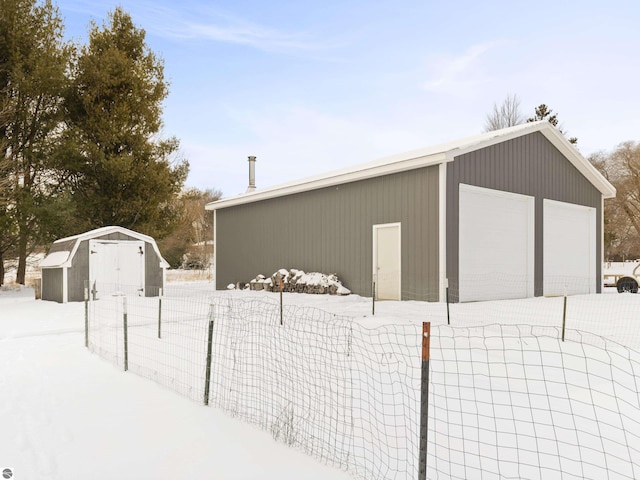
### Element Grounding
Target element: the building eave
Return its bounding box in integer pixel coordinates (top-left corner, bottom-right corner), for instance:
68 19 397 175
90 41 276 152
206 121 616 211
207 151 450 210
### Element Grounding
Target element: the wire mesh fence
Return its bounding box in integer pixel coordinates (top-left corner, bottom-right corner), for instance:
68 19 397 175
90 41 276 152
86 284 640 479
429 325 640 479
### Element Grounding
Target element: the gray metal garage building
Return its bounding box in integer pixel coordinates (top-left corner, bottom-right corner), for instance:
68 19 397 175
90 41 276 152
40 226 168 303
206 121 616 302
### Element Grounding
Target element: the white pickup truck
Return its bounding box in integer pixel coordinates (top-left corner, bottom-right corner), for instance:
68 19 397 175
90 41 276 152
603 261 640 293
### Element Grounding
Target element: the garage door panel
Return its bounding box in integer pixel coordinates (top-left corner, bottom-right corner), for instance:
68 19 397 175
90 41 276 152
544 199 595 296
459 184 534 302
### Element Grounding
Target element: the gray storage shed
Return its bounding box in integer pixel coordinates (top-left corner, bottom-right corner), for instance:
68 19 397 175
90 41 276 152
206 121 616 302
40 226 169 303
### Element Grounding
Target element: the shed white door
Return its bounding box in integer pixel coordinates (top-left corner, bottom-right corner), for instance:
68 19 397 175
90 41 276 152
459 184 535 302
543 199 596 296
89 240 145 298
373 223 401 300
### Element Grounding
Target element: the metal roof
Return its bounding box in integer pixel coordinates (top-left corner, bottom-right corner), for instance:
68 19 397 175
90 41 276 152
206 121 616 211
40 226 169 268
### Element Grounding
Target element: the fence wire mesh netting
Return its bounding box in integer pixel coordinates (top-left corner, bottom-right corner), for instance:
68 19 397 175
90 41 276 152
87 284 640 480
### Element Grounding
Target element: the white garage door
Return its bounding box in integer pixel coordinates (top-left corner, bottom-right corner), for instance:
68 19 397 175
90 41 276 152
459 184 535 302
543 199 596 296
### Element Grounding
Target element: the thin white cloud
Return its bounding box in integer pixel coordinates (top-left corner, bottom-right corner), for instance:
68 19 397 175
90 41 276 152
170 20 318 52
423 41 504 93
59 0 328 53
133 3 326 53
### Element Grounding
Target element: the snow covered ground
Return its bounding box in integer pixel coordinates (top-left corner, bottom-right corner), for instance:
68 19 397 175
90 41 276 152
3 282 640 480
0 286 352 480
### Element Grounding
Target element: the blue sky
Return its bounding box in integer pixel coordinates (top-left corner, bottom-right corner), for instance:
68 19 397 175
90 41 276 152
56 0 640 197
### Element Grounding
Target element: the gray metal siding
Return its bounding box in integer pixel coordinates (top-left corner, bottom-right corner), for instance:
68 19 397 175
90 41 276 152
95 232 135 241
144 241 163 295
41 268 63 303
447 132 602 301
216 166 440 300
67 240 90 302
49 239 76 254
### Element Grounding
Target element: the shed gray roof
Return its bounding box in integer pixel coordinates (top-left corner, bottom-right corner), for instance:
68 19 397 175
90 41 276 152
206 121 616 211
40 226 170 268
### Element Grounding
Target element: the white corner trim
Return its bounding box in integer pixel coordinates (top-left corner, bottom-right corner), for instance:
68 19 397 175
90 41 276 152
62 266 68 303
439 163 447 302
601 195 605 291
213 209 217 289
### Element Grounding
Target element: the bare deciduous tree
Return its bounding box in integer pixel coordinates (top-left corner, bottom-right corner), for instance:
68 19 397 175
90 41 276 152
591 142 640 260
484 93 524 132
157 188 222 269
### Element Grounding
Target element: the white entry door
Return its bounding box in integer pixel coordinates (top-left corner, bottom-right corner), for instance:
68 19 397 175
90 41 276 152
89 240 145 298
459 184 535 302
543 199 596 296
373 223 401 300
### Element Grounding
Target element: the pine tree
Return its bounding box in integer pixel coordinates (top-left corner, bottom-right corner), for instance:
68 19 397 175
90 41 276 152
0 0 72 284
62 8 188 239
527 104 578 144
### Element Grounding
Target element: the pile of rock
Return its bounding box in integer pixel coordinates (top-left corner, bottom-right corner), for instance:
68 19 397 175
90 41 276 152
229 268 351 296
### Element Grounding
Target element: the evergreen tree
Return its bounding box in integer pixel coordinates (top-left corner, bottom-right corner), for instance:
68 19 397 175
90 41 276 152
62 8 188 239
0 0 72 284
527 104 578 144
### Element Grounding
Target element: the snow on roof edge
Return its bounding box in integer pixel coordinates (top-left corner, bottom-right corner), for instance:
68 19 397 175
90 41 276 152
40 250 72 268
46 226 170 269
51 226 155 245
206 121 615 210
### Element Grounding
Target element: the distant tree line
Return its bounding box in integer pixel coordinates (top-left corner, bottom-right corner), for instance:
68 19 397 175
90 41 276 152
486 94 640 260
591 143 640 260
0 1 217 284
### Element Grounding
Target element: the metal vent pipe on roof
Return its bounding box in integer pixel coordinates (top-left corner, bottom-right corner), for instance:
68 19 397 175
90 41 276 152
246 155 257 193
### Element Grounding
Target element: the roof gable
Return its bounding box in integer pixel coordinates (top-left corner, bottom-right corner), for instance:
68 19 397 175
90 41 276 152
206 121 615 210
41 226 169 268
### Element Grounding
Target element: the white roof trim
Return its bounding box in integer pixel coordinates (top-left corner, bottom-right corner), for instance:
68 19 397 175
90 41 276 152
536 125 616 199
51 225 157 245
206 121 615 211
39 251 72 268
41 226 170 269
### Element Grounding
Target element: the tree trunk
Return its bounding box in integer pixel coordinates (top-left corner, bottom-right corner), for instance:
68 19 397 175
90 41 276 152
0 252 4 286
16 227 28 285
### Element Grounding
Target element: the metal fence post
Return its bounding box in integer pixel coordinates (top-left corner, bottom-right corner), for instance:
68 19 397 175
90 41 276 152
419 322 431 480
562 285 567 342
445 278 450 325
84 280 89 348
158 287 163 339
204 305 214 406
123 296 128 372
279 279 283 326
372 281 376 316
